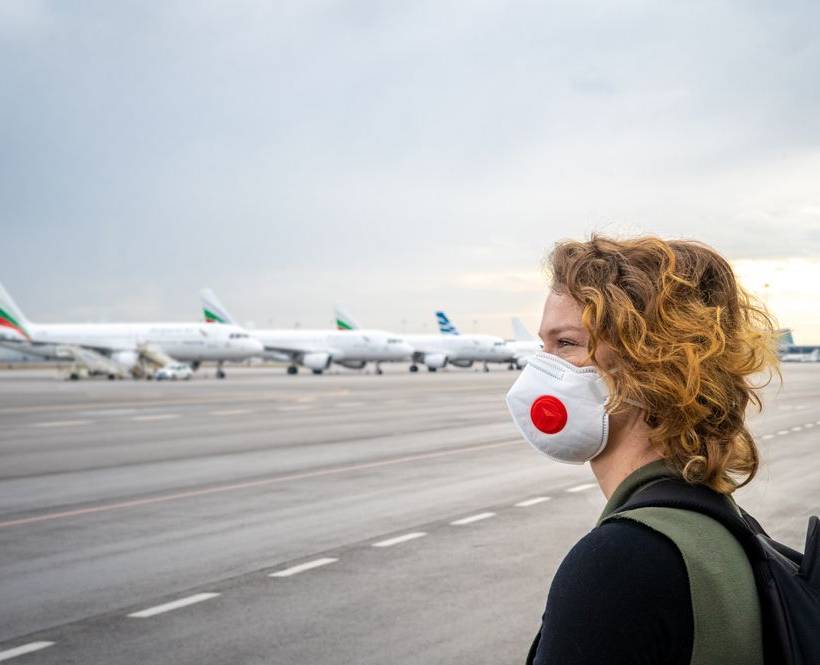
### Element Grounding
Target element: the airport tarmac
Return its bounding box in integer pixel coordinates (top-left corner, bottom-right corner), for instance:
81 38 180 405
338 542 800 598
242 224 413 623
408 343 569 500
0 365 818 664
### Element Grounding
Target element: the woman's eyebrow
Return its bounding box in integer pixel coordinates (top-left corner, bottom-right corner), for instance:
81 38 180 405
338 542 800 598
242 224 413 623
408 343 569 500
543 326 585 337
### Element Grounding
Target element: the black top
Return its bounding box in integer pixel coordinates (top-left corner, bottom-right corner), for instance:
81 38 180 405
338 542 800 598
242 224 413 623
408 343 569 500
531 518 694 665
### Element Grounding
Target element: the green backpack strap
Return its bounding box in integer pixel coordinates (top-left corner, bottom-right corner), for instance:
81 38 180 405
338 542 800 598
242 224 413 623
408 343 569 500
605 507 763 665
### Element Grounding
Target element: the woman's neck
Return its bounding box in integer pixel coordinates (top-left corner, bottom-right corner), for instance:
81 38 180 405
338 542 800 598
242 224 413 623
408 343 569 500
590 410 661 498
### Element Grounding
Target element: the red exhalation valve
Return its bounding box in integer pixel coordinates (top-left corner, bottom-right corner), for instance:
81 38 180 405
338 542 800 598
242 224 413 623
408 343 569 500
530 395 568 434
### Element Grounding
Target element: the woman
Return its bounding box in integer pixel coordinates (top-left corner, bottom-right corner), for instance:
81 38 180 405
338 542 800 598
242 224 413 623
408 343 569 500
505 236 778 665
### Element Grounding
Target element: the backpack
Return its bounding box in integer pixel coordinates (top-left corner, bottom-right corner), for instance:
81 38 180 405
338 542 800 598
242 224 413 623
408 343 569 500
618 478 820 665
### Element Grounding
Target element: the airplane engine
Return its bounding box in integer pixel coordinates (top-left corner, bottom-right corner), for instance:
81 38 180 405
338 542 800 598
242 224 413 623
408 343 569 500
337 360 367 370
424 353 448 369
302 352 332 371
449 359 473 368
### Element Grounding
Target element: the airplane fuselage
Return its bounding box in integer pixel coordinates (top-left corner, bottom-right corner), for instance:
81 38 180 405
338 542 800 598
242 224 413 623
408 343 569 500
0 322 262 362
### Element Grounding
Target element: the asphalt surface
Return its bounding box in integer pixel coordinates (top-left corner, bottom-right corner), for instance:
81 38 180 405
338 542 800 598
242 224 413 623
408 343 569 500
0 364 818 664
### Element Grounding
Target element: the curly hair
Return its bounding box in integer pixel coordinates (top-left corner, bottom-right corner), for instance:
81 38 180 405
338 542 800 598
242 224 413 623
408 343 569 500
547 235 779 494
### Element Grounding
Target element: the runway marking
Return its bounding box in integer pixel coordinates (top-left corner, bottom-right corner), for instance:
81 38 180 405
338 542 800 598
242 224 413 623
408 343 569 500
761 434 775 440
277 405 310 411
451 512 495 525
32 420 91 428
805 423 815 428
128 592 220 618
777 429 790 435
210 409 252 416
372 532 427 547
566 483 597 493
269 557 338 577
131 414 180 422
0 642 55 662
79 409 136 417
0 440 517 529
336 401 367 408
515 497 551 507
791 426 803 432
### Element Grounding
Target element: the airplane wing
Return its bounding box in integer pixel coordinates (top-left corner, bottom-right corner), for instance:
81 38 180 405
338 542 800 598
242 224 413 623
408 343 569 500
55 345 130 378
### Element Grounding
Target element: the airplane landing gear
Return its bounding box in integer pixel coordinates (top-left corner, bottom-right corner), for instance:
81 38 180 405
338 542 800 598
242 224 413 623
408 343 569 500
312 369 323 375
216 362 226 379
409 364 419 372
287 365 299 375
483 362 490 373
375 362 383 375
427 366 437 372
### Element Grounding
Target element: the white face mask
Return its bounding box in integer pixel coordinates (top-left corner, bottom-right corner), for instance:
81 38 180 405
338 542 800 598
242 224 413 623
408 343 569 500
505 351 610 464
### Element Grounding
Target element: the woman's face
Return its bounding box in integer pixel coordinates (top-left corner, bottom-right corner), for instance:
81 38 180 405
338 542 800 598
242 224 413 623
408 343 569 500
538 290 612 368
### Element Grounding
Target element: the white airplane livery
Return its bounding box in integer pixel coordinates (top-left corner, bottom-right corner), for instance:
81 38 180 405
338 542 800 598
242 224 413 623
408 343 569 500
425 310 514 371
201 291 413 374
0 282 262 379
342 308 511 372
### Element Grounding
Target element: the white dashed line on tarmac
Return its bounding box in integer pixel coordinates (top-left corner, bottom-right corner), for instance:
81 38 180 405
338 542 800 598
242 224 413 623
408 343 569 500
210 409 252 416
451 512 495 525
128 592 220 618
372 532 427 547
277 405 310 412
0 642 55 662
777 430 790 435
761 434 775 440
515 497 551 507
131 414 180 422
791 426 803 431
566 483 597 493
32 420 90 428
805 423 815 428
269 558 338 577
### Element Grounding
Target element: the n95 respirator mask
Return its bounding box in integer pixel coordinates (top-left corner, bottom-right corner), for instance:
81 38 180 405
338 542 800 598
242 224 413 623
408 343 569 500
505 352 610 464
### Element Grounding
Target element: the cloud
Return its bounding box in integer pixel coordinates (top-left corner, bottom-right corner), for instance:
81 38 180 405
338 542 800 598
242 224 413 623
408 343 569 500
1 1 819 337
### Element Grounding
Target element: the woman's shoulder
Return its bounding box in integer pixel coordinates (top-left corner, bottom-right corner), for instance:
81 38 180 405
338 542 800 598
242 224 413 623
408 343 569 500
534 519 693 665
562 517 684 576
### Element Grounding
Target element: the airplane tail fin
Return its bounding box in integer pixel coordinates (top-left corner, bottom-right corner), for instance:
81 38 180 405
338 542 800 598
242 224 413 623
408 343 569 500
511 317 535 342
200 288 238 325
435 310 460 335
0 281 33 341
335 304 361 331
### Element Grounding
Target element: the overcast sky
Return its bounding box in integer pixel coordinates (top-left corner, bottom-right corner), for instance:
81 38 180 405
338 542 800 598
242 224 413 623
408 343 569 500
3 1 820 339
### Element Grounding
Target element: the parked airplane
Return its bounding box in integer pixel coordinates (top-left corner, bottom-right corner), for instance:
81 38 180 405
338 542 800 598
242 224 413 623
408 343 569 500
0 282 262 379
202 291 413 374
430 310 514 371
341 308 510 372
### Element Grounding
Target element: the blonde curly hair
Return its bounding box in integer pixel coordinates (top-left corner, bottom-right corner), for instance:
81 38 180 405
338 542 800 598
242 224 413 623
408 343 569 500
548 235 779 494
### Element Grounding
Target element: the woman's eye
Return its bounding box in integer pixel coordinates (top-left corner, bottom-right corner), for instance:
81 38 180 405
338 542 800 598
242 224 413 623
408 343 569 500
557 338 577 348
